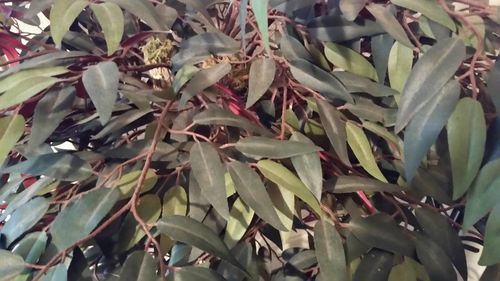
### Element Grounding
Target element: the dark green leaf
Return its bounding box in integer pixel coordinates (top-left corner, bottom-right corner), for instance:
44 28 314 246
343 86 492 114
447 98 486 199
353 249 393 281
0 76 59 110
480 204 500 265
193 107 272 136
371 34 393 82
314 220 348 281
366 3 413 48
51 188 120 250
308 17 384 42
82 61 120 125
94 108 153 139
287 250 317 271
50 0 88 47
0 115 24 164
346 233 371 263
108 0 168 30
395 38 465 132
181 32 240 55
268 184 294 231
251 0 270 53
173 65 199 93
288 59 352 103
12 232 48 264
391 0 456 31
90 2 124 55
324 42 378 81
246 58 276 108
326 176 404 193
180 63 231 106
388 260 417 281
290 132 322 201
487 57 500 111
173 266 227 281
415 233 456 281
316 99 350 165
404 79 460 181
280 35 313 62
190 142 229 220
339 0 367 21
118 251 157 281
235 136 321 159
333 72 398 97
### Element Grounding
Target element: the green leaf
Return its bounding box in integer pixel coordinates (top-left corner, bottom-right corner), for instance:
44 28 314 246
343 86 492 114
290 132 322 201
0 77 59 110
257 160 322 216
415 233 457 281
339 0 367 21
108 0 167 30
268 184 294 231
324 42 378 81
173 266 227 281
353 249 394 281
388 260 417 281
163 186 188 216
82 61 120 125
173 65 199 93
280 34 313 62
404 79 460 181
224 198 254 249
0 115 24 164
50 0 88 48
1 197 50 246
41 264 67 281
288 59 352 103
190 142 229 220
481 203 500 265
0 250 26 281
371 34 393 82
118 251 157 281
316 99 350 165
388 42 413 95
158 215 241 268
327 176 404 193
180 63 231 107
227 161 288 231
239 0 249 51
391 0 456 31
29 87 75 149
309 18 384 43
246 58 276 108
114 169 157 199
333 71 399 97
181 32 240 57
251 0 270 53
463 159 500 229
346 121 387 182
235 136 321 159
12 232 48 264
0 66 67 93
447 98 486 199
487 58 500 112
51 188 120 250
395 38 465 132
349 215 414 256
362 121 400 145
91 2 124 55
415 208 467 280
314 220 348 281
366 4 413 48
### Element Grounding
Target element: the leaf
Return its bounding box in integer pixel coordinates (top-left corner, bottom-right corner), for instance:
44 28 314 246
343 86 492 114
481 204 500 266
227 161 288 231
415 234 457 281
404 79 460 181
388 260 418 281
395 38 465 132
113 169 157 199
326 176 403 193
366 4 413 48
118 251 157 281
362 121 400 145
4 153 93 181
333 71 398 97
487 57 500 111
235 136 321 159
180 63 231 107
163 186 188 216
324 42 378 81
0 250 26 281
0 115 24 164
447 98 486 199
108 0 167 30
309 18 384 42
239 0 249 51
349 215 414 256
82 61 120 125
388 42 413 97
353 249 394 281
91 2 124 55
339 0 367 21
463 159 500 229
180 32 240 55
371 34 393 82
316 99 350 165
173 65 199 94
0 76 59 110
29 87 75 149
50 0 88 48
288 59 352 103
280 35 313 62
391 0 456 31
415 208 467 280
41 264 67 281
290 132 322 201
246 58 276 108
224 198 254 249
190 142 229 220
268 184 294 231
50 188 120 250
173 267 227 281
12 232 48 264
251 0 270 53
0 66 67 93
257 160 322 216
157 215 242 269
314 220 348 281
346 121 387 182
1 197 50 246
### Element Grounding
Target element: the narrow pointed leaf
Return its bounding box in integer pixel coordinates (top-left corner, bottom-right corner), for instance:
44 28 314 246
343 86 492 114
327 176 404 194
251 0 270 53
316 99 350 165
480 204 500 266
324 42 378 81
0 66 67 93
353 249 393 281
0 250 26 281
447 98 486 199
190 142 229 220
235 136 321 159
118 251 157 281
180 63 231 106
415 234 457 281
0 77 59 110
388 42 413 94
108 0 167 30
193 107 271 136
12 232 48 264
239 0 249 51
173 267 227 281
268 184 294 231
290 132 322 201
366 4 413 48
395 38 465 132
246 58 276 108
314 220 348 281
281 35 313 61
82 61 120 125
391 0 456 31
0 115 24 164
227 161 288 231
224 198 254 249
50 0 88 48
91 2 124 55
339 0 367 21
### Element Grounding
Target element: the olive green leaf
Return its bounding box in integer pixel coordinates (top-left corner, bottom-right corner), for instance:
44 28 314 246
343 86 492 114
163 186 188 216
366 3 413 48
324 42 378 81
480 204 500 266
268 184 295 231
346 121 387 182
246 58 276 108
314 220 348 281
118 251 157 281
235 136 321 159
326 176 404 194
388 42 413 95
339 0 367 21
415 233 457 281
388 260 418 281
108 0 168 30
173 267 227 281
281 35 313 62
0 115 24 164
224 198 254 249
173 65 199 93
395 38 465 132
12 232 48 265
290 132 323 201
180 63 231 107
391 0 456 31
90 2 124 55
190 142 230 220
447 98 486 199
0 66 67 93
353 249 394 281
50 0 88 48
0 77 60 110
0 250 26 281
316 99 350 165
333 71 399 97
251 0 270 53
114 169 157 199
362 121 400 145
